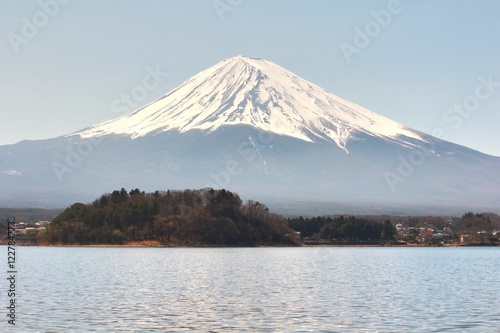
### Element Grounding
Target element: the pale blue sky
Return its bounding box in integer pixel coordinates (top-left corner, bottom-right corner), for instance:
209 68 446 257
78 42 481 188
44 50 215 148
1 0 499 156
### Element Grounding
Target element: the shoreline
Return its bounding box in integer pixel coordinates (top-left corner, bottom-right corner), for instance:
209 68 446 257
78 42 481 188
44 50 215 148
1 241 498 248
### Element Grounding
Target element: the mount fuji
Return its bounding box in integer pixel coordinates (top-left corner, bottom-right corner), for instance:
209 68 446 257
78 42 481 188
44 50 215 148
1 56 499 212
78 55 423 151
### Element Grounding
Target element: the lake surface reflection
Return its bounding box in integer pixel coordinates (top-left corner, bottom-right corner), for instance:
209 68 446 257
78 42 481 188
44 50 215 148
4 247 500 332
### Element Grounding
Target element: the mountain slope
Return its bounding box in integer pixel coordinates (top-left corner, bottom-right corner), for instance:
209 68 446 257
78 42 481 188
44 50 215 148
76 56 424 152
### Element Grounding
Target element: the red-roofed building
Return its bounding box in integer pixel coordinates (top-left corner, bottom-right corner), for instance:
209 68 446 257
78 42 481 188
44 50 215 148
417 230 434 242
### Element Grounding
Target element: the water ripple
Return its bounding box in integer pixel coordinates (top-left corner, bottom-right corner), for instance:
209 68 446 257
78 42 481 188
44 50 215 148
3 247 499 332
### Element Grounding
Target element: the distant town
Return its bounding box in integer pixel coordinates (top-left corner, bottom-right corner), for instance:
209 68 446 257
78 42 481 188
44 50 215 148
288 212 500 247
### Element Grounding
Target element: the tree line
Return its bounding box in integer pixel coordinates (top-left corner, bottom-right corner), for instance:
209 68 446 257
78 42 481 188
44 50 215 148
38 188 296 246
454 212 494 233
288 215 395 242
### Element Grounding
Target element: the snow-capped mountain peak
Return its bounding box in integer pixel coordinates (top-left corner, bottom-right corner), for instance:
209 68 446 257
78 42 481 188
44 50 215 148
76 55 424 151
3 55 500 210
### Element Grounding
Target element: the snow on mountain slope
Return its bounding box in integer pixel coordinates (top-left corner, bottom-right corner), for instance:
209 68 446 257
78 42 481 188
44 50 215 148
76 55 425 151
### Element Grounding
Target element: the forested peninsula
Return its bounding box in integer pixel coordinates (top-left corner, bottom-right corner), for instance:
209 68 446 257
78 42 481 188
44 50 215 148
36 188 297 246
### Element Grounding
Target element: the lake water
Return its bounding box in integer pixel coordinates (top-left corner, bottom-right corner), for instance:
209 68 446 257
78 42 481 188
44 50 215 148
2 247 499 332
